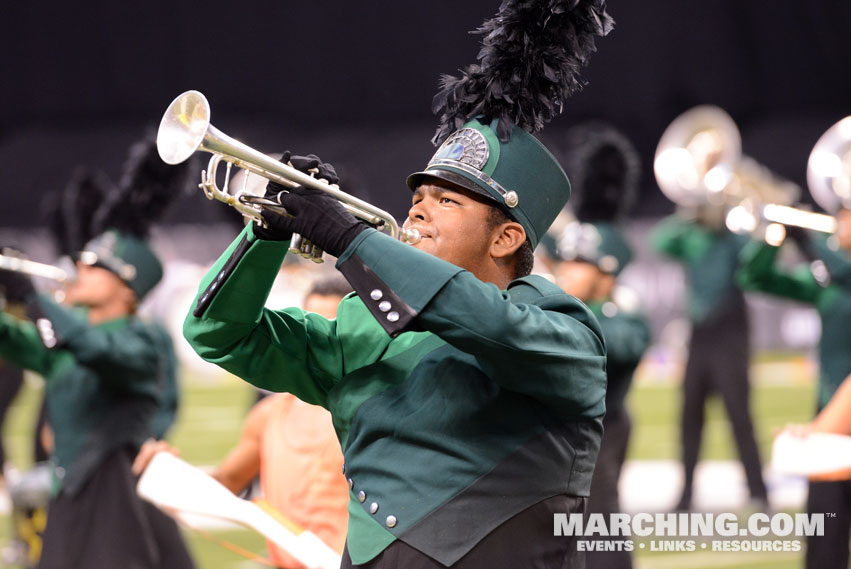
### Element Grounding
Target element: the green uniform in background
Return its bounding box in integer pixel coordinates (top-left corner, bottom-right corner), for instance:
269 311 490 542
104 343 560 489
184 223 608 566
0 298 166 495
651 215 750 323
737 236 851 408
588 300 650 419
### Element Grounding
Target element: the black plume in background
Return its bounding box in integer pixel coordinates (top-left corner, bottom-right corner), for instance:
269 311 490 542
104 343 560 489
557 121 640 222
91 132 198 238
41 132 199 256
431 0 614 145
42 166 116 257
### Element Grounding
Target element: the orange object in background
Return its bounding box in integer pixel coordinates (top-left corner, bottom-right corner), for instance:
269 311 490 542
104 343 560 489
258 394 348 568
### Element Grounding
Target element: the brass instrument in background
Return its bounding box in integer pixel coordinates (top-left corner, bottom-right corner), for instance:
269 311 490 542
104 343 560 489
0 252 68 283
654 106 835 244
807 115 851 215
157 90 420 263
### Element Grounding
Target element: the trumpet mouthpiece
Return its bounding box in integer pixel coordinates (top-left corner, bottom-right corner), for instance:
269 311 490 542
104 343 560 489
402 228 421 245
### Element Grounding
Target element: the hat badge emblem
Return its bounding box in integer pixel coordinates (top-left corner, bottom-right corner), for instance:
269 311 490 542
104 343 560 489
430 128 490 170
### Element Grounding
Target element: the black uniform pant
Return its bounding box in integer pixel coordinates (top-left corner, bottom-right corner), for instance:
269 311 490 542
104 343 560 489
678 322 767 507
585 410 632 569
806 480 851 569
341 495 587 569
37 446 195 569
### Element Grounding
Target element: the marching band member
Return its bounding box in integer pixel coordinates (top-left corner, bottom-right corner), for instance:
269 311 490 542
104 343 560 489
0 137 196 569
182 2 613 566
651 204 769 512
737 210 851 569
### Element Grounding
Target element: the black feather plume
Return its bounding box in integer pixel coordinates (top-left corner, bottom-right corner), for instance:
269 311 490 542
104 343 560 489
432 0 614 145
559 121 641 222
92 131 198 238
42 166 116 257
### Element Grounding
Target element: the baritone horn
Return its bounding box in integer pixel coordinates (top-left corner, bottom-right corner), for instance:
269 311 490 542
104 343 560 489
653 105 836 242
156 90 420 262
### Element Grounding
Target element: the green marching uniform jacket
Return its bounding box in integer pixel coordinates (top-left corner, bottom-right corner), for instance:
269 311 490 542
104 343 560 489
184 224 608 566
737 236 851 410
0 297 174 495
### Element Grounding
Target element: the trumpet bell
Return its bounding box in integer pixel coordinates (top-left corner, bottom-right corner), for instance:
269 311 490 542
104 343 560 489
154 90 421 258
807 116 851 214
158 90 212 166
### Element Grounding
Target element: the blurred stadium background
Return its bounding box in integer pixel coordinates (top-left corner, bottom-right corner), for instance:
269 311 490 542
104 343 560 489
2 0 850 567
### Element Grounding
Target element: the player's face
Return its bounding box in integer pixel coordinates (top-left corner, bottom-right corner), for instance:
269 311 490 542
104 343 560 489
553 260 604 302
405 181 498 274
64 263 131 308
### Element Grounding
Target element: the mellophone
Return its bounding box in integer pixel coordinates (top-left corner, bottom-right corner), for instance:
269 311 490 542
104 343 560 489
156 90 420 263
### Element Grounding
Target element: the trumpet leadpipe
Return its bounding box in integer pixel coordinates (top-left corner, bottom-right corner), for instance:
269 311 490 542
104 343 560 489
0 254 68 282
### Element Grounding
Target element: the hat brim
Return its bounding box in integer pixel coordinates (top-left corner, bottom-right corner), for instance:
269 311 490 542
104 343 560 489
406 169 497 204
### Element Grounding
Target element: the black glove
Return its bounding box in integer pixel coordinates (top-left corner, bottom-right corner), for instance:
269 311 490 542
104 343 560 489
783 225 817 260
253 151 340 242
260 185 369 258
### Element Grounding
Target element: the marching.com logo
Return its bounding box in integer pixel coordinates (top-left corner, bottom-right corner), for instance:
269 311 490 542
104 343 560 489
554 512 825 553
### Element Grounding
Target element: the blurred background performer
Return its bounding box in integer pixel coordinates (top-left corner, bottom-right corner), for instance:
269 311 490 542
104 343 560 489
1 167 114 566
650 202 768 512
543 123 650 569
0 135 196 569
0 248 42 568
181 1 614 568
135 275 353 569
737 207 851 569
0 250 31 478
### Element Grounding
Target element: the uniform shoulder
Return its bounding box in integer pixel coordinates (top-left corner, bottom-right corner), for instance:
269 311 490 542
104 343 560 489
508 275 603 333
507 274 568 302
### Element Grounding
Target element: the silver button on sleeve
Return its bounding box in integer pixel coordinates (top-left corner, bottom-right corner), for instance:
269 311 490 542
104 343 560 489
385 515 397 528
370 289 383 300
378 300 391 312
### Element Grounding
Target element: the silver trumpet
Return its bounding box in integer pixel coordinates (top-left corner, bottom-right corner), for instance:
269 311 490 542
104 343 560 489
0 253 68 282
157 90 420 262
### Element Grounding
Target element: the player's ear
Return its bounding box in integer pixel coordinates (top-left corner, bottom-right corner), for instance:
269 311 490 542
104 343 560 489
490 221 526 260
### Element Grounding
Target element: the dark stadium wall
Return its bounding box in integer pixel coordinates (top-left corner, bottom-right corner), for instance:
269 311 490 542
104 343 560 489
2 0 850 228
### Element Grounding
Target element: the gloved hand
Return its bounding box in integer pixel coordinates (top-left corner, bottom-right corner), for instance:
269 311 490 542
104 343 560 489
784 224 808 245
784 225 817 261
253 151 340 241
260 185 369 258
